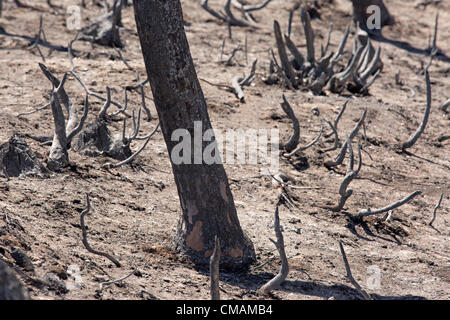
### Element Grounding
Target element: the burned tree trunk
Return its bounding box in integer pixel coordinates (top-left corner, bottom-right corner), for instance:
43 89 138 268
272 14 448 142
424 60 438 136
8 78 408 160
350 0 394 33
133 0 255 268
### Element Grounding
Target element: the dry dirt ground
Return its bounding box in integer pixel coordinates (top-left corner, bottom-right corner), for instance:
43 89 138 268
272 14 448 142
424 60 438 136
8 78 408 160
0 0 449 300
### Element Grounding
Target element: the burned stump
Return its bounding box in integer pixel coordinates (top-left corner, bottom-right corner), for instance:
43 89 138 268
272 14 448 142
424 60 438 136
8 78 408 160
71 120 132 160
0 134 47 178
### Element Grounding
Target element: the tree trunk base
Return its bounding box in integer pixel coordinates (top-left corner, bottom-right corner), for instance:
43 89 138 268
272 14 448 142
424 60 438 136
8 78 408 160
173 215 256 271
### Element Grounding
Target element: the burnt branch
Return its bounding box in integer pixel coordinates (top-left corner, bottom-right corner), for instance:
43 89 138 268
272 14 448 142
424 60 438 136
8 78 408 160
17 102 51 117
401 70 431 150
324 109 366 168
300 7 315 64
80 193 121 267
338 241 372 300
260 195 289 295
279 95 300 152
97 87 112 120
284 121 323 157
99 269 137 291
230 59 257 102
322 118 339 152
326 141 362 212
274 20 296 82
324 100 349 138
429 193 444 227
231 0 273 12
440 99 449 113
357 190 422 219
210 236 221 300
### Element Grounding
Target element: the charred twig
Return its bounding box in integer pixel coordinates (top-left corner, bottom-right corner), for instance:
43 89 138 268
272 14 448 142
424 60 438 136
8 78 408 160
286 8 294 38
269 172 322 190
230 59 257 102
338 241 372 300
285 36 304 71
325 141 361 212
239 59 257 86
231 76 245 102
429 193 443 227
99 269 137 290
300 7 315 64
224 0 250 27
260 194 289 295
115 47 152 120
80 194 121 267
210 236 221 300
224 44 240 66
29 15 47 62
357 190 422 219
274 20 296 82
284 121 323 157
39 64 90 148
322 118 339 152
321 23 333 59
328 46 364 93
39 63 70 114
270 49 295 90
324 100 349 138
70 70 126 113
201 0 253 27
279 95 300 152
324 109 366 168
97 87 112 120
231 0 273 12
17 102 51 117
331 24 350 66
401 70 431 151
440 98 449 113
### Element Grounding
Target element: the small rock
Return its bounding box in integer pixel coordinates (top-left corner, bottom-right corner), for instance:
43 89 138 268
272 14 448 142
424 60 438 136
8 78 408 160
288 218 301 224
44 272 68 293
10 246 34 272
311 106 320 116
292 226 301 234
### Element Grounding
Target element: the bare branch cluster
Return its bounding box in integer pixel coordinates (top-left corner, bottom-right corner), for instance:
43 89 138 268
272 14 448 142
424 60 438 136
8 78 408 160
264 7 382 95
38 64 89 171
19 32 160 170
